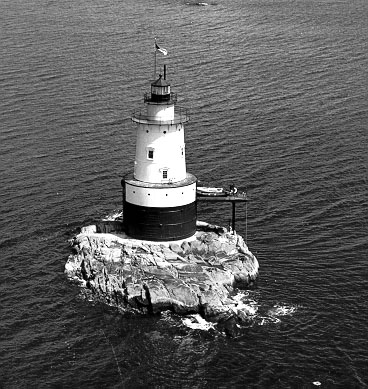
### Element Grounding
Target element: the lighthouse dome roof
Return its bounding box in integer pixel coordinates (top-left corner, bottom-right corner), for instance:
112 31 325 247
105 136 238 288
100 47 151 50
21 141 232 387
151 74 170 87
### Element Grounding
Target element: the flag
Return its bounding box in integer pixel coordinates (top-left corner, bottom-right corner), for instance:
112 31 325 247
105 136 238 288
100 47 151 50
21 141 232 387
155 41 168 56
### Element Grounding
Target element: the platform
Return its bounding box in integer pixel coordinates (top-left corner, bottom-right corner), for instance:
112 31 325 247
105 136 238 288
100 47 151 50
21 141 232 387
197 194 248 202
197 193 248 233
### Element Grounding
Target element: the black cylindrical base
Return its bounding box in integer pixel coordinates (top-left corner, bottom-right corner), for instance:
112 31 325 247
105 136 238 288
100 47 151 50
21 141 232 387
123 201 197 241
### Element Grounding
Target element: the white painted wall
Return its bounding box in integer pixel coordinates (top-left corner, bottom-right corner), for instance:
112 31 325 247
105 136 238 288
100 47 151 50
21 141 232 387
146 104 174 121
125 182 196 207
134 122 186 183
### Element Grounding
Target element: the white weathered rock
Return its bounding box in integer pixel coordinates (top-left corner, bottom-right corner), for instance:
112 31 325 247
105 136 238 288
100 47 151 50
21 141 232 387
65 218 259 334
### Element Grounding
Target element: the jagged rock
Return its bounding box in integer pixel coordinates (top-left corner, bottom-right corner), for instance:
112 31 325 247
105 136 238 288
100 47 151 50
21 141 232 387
169 242 183 254
190 239 207 254
180 240 191 254
65 218 259 333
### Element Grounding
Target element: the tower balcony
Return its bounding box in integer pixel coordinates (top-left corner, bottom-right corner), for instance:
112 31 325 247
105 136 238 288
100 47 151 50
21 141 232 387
131 106 190 125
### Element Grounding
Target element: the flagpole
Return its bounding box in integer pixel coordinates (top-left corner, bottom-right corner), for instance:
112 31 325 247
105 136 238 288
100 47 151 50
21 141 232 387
154 50 157 80
153 39 157 80
153 39 167 80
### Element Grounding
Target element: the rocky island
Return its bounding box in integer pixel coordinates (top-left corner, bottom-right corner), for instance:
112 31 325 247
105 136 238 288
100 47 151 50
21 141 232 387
65 216 259 334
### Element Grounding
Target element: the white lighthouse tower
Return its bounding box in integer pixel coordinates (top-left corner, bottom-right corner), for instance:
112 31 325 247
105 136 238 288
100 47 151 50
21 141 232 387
122 63 197 241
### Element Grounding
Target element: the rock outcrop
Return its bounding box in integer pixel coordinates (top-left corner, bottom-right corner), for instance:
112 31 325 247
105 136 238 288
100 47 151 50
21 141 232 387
65 219 259 334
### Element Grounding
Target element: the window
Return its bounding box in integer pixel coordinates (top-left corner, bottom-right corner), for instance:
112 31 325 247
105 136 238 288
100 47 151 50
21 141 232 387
163 170 168 179
147 148 154 160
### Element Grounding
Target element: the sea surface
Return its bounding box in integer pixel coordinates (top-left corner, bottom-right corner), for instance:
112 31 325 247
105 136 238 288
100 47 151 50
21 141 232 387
0 0 367 387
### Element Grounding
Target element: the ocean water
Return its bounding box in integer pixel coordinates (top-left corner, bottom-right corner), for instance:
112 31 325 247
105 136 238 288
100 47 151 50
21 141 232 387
0 0 367 387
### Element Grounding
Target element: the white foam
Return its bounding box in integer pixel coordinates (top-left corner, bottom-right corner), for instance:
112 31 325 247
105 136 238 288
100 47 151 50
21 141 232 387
268 304 297 317
182 314 216 331
229 291 259 316
102 210 123 221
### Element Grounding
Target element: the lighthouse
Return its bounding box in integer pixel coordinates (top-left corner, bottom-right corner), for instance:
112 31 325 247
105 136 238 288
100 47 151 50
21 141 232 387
122 63 197 241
